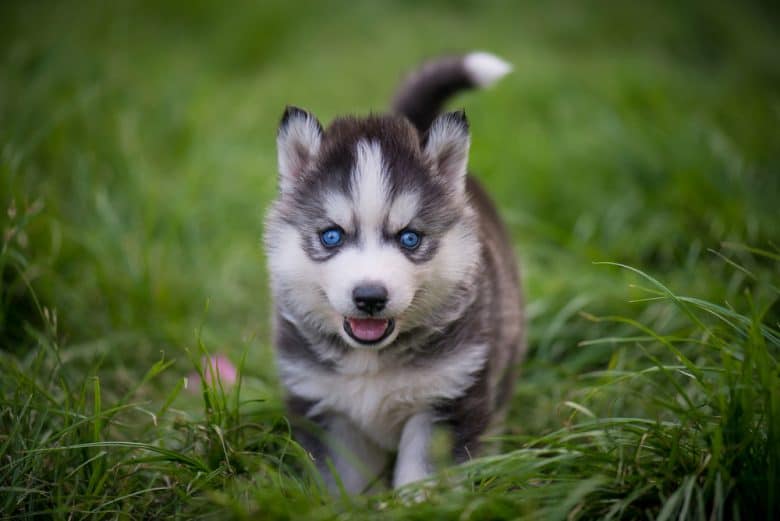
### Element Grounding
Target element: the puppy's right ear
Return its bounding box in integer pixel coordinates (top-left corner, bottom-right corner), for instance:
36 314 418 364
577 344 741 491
277 106 323 194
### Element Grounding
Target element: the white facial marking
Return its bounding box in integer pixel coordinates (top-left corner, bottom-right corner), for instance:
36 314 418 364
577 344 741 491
265 218 342 332
322 244 414 343
352 139 389 235
323 191 354 232
428 210 480 283
388 191 420 232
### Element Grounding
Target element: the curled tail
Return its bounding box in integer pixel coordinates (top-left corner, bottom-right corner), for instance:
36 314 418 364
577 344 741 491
391 51 512 134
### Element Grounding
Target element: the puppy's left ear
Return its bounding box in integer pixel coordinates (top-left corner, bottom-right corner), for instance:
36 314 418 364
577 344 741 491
277 106 323 194
423 110 471 198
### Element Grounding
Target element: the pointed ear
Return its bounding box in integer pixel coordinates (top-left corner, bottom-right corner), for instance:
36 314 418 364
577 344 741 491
423 110 470 195
277 106 323 194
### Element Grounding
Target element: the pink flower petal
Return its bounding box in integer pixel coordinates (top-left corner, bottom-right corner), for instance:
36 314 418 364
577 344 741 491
187 354 238 393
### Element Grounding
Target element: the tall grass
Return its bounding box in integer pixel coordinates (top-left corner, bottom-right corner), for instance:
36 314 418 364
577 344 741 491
3 203 777 518
2 0 779 519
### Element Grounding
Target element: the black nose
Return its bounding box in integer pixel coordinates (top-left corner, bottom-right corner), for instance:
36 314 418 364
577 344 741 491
353 284 388 315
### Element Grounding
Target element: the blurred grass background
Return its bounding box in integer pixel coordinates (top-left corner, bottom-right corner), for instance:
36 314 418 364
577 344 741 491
1 0 779 519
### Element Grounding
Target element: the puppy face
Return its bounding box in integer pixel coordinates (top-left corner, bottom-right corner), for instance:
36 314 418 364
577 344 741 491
265 108 480 350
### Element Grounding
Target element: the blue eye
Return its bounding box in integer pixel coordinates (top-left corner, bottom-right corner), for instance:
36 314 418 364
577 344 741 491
398 230 421 250
320 227 343 247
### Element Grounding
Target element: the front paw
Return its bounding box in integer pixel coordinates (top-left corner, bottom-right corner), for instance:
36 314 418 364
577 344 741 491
395 477 434 505
392 461 430 489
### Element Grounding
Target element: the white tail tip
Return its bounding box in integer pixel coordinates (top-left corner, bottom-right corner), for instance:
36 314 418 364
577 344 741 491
463 51 513 88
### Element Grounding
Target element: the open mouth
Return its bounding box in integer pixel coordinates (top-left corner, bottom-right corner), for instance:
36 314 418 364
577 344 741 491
343 317 395 345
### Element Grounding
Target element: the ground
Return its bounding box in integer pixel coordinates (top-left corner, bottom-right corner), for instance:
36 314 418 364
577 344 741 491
1 0 778 519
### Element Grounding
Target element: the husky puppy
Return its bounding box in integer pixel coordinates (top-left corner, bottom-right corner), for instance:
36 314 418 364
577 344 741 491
264 52 524 493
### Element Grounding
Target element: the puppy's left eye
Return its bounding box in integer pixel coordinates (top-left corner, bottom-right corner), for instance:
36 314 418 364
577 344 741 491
320 227 344 247
398 230 421 250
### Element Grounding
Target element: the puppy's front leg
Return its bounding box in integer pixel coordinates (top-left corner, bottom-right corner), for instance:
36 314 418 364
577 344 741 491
393 411 434 488
323 414 389 495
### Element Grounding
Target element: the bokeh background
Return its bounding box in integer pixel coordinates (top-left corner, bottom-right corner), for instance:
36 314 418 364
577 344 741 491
2 0 778 518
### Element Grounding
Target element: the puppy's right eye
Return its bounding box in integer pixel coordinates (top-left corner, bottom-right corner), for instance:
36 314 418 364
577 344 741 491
320 227 343 247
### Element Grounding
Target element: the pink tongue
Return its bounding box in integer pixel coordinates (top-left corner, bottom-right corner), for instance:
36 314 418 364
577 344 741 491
348 318 389 341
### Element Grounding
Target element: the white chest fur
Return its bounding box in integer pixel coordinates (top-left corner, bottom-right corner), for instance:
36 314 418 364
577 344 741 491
279 345 487 450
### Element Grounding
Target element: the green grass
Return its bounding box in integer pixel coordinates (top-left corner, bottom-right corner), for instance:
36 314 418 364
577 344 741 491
1 0 779 519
